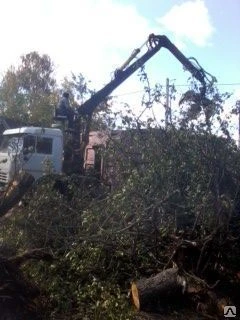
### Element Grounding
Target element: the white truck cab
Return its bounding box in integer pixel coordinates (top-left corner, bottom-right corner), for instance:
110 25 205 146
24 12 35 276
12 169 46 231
0 127 63 189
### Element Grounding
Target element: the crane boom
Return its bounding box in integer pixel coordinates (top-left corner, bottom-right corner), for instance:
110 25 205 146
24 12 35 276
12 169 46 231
78 34 210 116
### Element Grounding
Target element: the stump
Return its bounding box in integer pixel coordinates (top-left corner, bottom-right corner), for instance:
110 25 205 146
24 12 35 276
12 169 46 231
131 268 186 312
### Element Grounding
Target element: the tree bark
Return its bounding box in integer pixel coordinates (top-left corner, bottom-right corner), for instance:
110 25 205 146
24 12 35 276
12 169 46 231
0 172 34 216
131 268 186 312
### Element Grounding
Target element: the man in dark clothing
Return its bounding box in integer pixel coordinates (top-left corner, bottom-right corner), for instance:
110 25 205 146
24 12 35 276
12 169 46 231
56 92 75 129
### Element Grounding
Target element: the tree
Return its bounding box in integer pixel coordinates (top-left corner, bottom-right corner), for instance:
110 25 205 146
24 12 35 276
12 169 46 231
60 72 114 131
0 67 27 122
0 52 57 126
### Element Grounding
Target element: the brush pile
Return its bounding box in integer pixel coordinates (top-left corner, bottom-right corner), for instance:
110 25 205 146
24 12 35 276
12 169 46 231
0 129 240 319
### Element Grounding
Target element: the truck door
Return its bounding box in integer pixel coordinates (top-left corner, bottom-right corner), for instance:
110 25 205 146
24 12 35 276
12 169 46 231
22 134 55 180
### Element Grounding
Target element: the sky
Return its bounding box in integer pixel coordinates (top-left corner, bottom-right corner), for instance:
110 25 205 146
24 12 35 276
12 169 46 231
0 0 240 134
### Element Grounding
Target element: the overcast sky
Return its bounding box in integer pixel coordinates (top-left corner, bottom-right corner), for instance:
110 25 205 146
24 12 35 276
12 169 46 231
0 0 239 132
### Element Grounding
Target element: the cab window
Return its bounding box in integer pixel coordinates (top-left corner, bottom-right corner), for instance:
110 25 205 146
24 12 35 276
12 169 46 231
23 135 36 154
36 137 53 154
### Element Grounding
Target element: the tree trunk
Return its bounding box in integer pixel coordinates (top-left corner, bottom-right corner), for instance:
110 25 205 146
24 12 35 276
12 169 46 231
0 172 34 216
131 268 186 312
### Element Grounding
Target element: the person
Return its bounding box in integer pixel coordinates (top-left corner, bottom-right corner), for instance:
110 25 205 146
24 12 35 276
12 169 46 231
56 92 74 129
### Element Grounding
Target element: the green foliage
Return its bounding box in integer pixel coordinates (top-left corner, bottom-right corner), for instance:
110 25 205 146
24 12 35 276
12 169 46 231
1 126 240 318
61 73 93 107
179 79 232 136
0 175 135 319
0 67 27 122
60 72 114 131
106 127 240 231
24 250 133 320
0 52 57 126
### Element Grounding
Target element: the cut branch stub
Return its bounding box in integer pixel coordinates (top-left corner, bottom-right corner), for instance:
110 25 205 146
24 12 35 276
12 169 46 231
131 268 186 312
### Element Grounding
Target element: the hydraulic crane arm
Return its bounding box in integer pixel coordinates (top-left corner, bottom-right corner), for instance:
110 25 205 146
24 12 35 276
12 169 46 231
78 34 212 116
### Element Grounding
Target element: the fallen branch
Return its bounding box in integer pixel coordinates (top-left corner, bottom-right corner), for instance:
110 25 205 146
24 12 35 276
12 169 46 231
8 248 55 267
0 172 35 217
0 248 53 319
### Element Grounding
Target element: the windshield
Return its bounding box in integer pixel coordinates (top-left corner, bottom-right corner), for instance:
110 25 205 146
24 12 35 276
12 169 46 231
0 134 24 153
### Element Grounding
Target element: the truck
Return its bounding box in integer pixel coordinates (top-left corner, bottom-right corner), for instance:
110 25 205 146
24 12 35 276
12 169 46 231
0 34 213 194
0 127 63 184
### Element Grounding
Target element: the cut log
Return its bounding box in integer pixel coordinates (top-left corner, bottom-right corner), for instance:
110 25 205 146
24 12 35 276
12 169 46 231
131 268 186 312
0 172 34 216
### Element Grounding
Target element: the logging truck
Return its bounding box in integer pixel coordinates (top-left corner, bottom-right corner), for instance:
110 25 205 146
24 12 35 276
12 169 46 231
0 34 213 195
